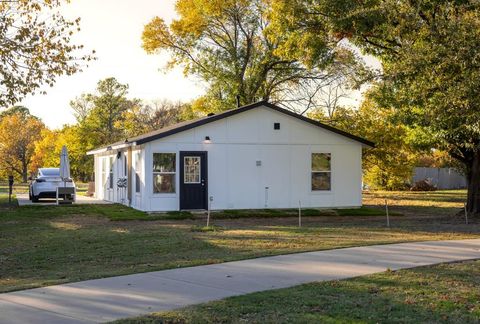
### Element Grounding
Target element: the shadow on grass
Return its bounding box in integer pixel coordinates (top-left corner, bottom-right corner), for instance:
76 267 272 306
364 190 467 203
0 213 233 293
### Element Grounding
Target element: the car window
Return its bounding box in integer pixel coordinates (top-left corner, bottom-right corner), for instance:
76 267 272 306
40 169 60 176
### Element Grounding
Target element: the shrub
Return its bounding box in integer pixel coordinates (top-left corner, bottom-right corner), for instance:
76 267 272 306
410 179 436 191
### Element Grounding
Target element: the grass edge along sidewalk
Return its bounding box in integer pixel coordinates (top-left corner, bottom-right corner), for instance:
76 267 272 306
114 259 480 324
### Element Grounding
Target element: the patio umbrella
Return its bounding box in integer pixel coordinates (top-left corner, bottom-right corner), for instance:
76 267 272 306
59 145 71 187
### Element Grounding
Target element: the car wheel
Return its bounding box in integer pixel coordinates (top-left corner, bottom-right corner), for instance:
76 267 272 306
32 195 39 202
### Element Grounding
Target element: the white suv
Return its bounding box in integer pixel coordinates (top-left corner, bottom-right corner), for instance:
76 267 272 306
29 168 75 202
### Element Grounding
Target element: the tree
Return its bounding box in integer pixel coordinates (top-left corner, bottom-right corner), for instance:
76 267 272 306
72 79 196 146
276 0 480 215
282 74 351 119
70 94 94 123
120 100 195 137
0 0 94 106
71 78 136 146
0 106 31 119
309 90 419 190
32 125 94 181
0 111 44 181
141 0 365 113
30 128 58 172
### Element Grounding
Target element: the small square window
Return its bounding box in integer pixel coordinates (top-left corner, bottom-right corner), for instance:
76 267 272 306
274 122 280 130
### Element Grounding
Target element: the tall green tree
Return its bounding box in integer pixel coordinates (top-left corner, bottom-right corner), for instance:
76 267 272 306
67 78 136 179
275 0 480 215
312 91 420 190
0 0 94 106
71 78 137 146
141 0 366 113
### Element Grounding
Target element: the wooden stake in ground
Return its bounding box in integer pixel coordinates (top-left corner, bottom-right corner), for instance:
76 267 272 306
464 202 468 225
207 196 213 227
298 200 302 227
385 199 390 228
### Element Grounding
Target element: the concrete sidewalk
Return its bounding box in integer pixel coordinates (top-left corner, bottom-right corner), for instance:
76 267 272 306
0 239 479 324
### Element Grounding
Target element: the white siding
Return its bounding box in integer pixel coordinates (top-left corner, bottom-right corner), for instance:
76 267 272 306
93 152 136 206
134 106 364 211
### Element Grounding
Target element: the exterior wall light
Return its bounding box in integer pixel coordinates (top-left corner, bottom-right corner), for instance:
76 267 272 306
204 136 212 143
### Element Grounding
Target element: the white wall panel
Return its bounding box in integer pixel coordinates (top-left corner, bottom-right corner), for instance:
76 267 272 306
95 105 365 211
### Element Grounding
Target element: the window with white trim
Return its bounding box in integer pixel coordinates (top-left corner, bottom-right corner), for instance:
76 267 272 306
108 156 114 189
124 153 127 177
134 152 141 193
153 153 176 193
311 153 331 191
101 158 107 189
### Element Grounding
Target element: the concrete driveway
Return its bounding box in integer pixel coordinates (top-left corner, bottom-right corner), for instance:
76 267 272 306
0 239 479 324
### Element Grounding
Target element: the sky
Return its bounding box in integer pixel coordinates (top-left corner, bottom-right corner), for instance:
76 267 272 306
20 0 203 129
19 0 379 129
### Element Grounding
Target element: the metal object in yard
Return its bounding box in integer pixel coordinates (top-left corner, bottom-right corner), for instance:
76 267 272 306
117 178 128 204
385 199 390 228
116 178 127 188
264 187 269 208
298 200 302 227
207 196 213 227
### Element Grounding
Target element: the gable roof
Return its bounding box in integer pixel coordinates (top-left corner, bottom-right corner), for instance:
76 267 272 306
87 101 374 155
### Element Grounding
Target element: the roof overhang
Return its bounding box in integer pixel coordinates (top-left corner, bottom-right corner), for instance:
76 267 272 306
86 142 135 156
86 101 375 155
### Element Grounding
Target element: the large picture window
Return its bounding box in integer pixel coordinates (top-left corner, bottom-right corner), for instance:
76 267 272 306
153 153 176 193
311 153 331 191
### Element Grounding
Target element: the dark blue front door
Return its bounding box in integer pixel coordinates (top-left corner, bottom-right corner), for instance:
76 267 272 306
180 151 208 210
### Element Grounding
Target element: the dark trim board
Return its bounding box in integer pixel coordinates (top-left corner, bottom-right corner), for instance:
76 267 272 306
89 101 374 153
134 102 374 147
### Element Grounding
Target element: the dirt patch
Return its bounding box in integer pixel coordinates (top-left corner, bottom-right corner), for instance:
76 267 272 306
45 214 109 227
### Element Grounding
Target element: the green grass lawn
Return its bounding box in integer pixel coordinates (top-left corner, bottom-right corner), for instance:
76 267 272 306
0 188 478 293
207 206 401 219
116 260 480 323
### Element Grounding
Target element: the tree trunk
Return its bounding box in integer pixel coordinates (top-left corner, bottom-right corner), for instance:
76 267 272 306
22 160 28 183
466 151 480 216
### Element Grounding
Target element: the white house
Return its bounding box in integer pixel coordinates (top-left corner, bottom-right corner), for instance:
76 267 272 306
87 101 374 212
